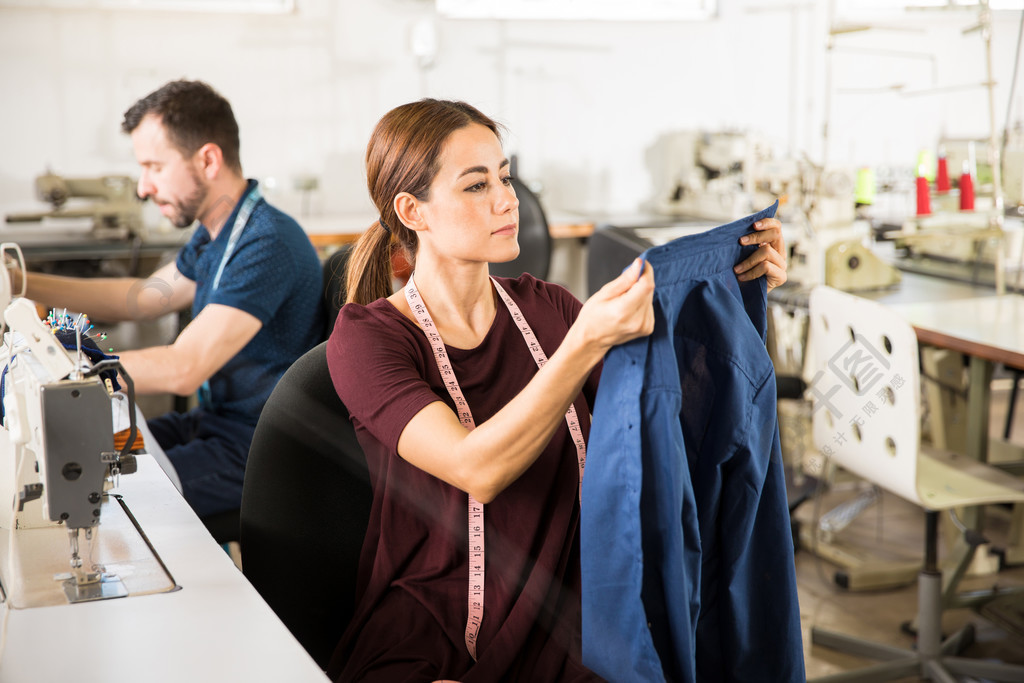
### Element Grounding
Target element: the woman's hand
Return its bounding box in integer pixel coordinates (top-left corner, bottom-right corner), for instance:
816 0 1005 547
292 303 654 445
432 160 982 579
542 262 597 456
574 257 655 355
734 217 787 291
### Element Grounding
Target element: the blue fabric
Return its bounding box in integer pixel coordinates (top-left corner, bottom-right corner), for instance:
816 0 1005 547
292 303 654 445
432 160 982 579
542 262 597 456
147 408 255 517
581 202 804 683
177 179 324 427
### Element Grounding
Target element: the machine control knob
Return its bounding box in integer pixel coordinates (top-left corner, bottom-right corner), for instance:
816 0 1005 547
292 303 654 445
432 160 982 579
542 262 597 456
62 462 83 481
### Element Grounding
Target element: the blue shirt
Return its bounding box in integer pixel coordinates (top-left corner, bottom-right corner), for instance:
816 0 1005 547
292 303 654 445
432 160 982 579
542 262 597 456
177 180 324 426
581 202 804 682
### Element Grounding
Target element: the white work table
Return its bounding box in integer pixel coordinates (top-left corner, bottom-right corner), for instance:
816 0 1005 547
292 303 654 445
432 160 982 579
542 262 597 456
886 294 1024 371
0 452 328 683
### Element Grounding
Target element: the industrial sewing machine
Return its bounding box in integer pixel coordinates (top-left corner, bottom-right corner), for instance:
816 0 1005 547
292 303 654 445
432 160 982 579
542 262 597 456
0 246 172 607
648 129 901 293
883 137 1017 280
4 172 144 239
1006 129 1024 215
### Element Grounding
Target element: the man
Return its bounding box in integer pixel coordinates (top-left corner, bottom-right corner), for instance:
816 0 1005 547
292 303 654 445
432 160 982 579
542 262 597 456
18 79 325 518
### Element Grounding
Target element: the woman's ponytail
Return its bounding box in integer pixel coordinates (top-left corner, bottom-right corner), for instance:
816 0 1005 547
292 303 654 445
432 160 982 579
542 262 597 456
345 220 395 305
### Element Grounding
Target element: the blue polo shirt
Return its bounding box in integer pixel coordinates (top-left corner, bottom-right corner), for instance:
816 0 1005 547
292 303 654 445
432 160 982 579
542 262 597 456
177 180 324 426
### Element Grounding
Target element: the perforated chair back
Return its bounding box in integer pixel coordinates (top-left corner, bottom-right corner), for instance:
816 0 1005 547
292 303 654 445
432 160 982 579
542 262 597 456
808 286 921 502
489 177 552 280
808 286 1024 510
240 341 372 669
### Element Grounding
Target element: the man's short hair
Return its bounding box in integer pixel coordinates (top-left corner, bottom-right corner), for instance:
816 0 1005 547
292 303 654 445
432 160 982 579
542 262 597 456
122 79 242 173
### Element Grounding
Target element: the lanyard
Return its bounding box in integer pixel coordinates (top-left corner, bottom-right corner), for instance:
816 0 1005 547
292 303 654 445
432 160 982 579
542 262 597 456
404 274 587 660
198 183 262 407
210 183 262 292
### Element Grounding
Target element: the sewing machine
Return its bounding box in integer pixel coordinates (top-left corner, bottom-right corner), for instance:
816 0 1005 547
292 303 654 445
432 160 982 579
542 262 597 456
0 248 171 607
0 250 330 680
875 136 1024 293
649 130 901 292
4 172 144 239
1006 130 1024 215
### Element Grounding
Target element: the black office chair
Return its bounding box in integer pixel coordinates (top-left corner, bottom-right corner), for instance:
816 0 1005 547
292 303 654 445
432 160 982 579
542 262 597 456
240 341 373 669
322 244 353 338
489 177 552 280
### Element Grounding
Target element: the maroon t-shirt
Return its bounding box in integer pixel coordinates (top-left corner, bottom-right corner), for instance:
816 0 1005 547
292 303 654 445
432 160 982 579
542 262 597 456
325 274 603 682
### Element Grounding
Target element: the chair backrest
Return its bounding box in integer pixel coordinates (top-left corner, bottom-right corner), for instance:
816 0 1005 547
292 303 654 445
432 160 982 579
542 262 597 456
322 245 353 339
240 341 372 669
489 177 552 280
807 286 923 504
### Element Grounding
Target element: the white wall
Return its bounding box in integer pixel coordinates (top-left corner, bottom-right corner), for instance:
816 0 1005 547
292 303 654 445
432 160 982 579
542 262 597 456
0 0 1021 219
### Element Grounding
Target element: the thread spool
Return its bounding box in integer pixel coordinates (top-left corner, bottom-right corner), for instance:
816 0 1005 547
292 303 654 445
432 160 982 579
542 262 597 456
959 161 974 211
936 154 950 193
916 175 931 215
915 159 931 216
916 149 936 182
854 167 876 206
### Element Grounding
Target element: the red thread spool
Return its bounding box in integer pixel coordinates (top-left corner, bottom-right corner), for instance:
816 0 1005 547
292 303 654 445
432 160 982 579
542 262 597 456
959 170 974 211
936 155 950 193
916 176 931 215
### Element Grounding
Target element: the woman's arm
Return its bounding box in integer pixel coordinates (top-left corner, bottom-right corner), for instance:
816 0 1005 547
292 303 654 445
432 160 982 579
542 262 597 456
396 258 654 503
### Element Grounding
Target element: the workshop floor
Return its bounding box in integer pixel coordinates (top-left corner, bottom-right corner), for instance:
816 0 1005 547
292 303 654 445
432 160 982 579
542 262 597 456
797 382 1024 680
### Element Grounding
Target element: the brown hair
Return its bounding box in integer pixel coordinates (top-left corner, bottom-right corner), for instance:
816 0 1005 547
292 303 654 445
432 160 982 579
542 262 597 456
346 99 503 305
122 79 242 174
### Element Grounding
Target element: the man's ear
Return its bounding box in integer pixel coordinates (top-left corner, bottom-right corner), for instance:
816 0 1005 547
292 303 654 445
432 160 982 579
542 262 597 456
394 192 426 233
194 143 224 181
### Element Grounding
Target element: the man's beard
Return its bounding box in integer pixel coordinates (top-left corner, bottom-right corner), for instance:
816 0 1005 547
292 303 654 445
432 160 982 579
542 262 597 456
167 169 207 228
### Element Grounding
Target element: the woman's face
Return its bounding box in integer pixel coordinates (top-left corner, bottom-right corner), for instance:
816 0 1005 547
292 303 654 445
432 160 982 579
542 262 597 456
412 123 520 267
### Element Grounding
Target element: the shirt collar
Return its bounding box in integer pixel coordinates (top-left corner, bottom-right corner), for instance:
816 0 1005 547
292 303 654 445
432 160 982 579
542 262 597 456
200 178 260 245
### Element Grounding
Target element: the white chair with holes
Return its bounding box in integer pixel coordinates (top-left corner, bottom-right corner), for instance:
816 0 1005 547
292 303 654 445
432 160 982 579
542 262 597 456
806 285 1024 682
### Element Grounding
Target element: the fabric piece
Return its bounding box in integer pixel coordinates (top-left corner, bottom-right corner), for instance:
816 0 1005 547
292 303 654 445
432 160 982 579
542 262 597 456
325 274 603 683
581 202 804 682
176 179 324 427
113 427 144 452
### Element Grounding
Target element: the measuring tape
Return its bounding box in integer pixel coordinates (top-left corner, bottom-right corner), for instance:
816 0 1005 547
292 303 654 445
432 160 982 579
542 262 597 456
404 274 587 660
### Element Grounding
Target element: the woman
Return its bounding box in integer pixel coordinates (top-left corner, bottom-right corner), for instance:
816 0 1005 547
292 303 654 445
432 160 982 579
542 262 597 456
326 99 786 682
